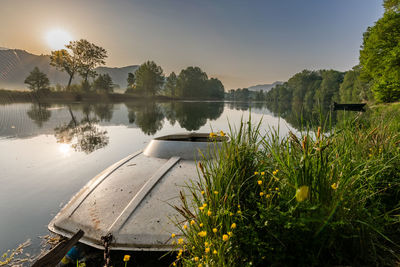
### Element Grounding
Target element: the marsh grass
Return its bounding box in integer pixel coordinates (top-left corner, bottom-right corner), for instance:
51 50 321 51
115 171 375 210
172 104 400 266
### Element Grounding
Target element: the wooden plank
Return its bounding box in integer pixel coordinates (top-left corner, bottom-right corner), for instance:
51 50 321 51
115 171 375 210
32 230 84 267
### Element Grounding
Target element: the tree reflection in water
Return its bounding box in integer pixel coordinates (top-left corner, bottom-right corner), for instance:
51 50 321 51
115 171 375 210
54 105 109 154
126 101 224 134
125 101 165 135
26 103 51 128
162 101 224 131
265 100 336 130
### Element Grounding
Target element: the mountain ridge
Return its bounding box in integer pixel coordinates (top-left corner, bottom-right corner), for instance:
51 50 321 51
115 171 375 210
0 49 138 91
247 81 283 92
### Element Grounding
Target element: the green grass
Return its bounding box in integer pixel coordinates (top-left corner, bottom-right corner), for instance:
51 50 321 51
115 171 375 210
172 104 400 266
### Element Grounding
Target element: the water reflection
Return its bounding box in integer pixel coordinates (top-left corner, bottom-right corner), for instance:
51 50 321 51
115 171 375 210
163 101 224 131
26 103 51 127
54 106 109 153
16 100 334 145
126 101 165 135
264 100 336 129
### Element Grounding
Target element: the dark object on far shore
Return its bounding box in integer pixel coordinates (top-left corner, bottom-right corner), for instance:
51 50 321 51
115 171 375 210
333 102 366 112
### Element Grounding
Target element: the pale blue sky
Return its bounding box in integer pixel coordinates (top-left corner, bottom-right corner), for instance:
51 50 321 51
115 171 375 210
0 0 383 88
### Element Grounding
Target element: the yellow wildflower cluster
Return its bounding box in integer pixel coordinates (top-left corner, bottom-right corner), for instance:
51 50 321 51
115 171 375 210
331 183 338 190
209 130 226 138
296 185 309 202
198 231 207 237
123 255 131 262
222 234 229 241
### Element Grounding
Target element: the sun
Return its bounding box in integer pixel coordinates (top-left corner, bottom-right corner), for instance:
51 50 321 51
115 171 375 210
45 29 72 50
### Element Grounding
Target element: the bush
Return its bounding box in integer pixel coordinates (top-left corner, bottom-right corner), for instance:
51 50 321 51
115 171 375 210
173 105 400 266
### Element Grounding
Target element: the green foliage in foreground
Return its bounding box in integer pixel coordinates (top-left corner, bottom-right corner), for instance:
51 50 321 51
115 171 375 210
173 105 400 266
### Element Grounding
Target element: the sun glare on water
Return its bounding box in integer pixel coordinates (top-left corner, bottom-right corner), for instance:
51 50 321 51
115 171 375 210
58 143 71 156
45 29 72 50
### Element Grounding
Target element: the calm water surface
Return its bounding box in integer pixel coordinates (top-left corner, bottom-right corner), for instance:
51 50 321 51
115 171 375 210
0 101 296 254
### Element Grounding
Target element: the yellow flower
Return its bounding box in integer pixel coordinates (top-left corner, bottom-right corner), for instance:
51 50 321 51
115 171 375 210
173 262 176 266
231 223 236 229
261 172 265 175
123 255 131 262
203 203 207 207
331 183 338 190
194 256 199 262
192 246 195 250
237 210 242 214
209 132 217 138
178 238 184 244
275 187 279 191
171 233 176 238
259 192 264 196
229 212 234 216
199 206 204 211
205 241 209 246
201 190 205 195
200 223 204 227
222 234 229 241
220 130 225 136
237 204 240 208
254 171 259 175
190 220 195 225
213 249 217 255
205 247 210 253
273 169 279 175
214 191 218 195
183 224 188 230
228 231 232 236
213 228 218 233
198 231 207 237
198 264 202 267
257 180 262 185
207 210 212 216
266 194 271 198
296 185 310 202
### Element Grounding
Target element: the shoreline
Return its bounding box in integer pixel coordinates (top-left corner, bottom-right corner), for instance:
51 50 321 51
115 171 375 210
0 89 225 104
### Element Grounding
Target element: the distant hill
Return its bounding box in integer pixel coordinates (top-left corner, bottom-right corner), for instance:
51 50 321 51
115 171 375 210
0 48 138 91
248 81 283 92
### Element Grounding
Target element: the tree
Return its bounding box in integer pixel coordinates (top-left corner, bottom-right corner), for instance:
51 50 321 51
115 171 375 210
127 72 136 88
176 67 208 98
315 70 344 104
135 61 164 96
165 72 177 97
339 66 371 102
24 67 50 92
50 39 107 91
360 11 400 102
125 72 136 94
93 74 114 93
50 48 80 90
206 78 225 99
383 0 400 12
76 39 107 84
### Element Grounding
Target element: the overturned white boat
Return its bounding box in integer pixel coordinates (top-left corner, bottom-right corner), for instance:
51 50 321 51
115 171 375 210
48 133 226 251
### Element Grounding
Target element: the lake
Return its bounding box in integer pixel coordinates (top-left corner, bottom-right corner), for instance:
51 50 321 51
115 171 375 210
0 100 298 255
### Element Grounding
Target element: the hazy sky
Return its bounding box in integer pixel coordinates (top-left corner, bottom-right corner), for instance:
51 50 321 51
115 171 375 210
0 0 383 89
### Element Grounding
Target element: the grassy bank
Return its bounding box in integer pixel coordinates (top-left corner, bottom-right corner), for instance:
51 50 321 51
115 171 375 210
172 103 400 266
